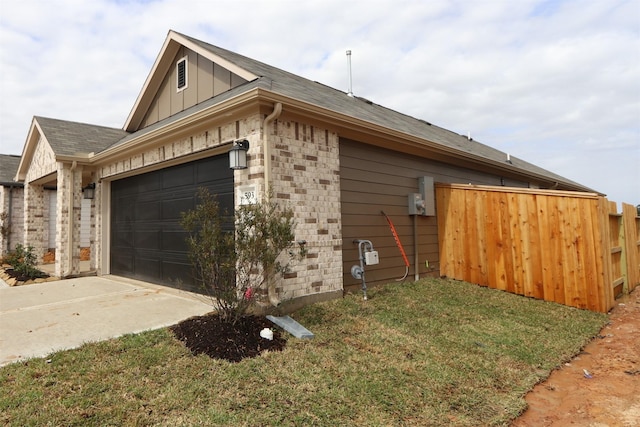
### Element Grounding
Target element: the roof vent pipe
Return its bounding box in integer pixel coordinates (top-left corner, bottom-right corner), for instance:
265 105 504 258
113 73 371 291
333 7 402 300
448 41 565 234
346 50 354 97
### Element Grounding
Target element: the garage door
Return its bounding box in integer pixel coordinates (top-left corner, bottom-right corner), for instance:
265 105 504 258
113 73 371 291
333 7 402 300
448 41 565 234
110 155 233 292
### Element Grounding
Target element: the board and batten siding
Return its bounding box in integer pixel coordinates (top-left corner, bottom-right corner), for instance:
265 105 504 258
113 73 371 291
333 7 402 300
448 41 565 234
339 139 530 291
141 46 248 129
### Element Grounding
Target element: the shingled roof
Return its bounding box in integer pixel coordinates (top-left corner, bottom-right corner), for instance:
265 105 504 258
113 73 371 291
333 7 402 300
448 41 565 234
35 116 129 156
0 154 22 185
116 31 595 193
31 31 593 193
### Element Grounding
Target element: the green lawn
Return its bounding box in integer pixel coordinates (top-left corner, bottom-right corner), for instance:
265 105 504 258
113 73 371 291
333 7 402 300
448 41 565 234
0 278 607 426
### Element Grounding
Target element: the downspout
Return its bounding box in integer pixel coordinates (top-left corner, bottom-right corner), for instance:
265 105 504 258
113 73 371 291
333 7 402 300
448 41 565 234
263 102 282 306
67 161 77 277
263 102 282 197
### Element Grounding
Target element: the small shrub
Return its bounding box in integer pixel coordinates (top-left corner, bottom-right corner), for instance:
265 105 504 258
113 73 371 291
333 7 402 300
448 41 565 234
181 188 304 323
4 244 46 279
0 211 9 241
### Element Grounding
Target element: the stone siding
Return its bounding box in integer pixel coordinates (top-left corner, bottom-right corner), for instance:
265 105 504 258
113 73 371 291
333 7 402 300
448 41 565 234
238 117 343 301
99 116 260 179
54 162 83 277
25 137 56 182
22 137 58 262
23 183 46 261
94 180 103 274
0 186 24 255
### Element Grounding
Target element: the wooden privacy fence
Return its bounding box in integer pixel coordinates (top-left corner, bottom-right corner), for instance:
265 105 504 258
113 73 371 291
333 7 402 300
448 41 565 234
436 184 640 313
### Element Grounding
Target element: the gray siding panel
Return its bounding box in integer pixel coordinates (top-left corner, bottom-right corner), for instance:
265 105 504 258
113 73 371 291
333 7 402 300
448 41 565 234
339 138 529 291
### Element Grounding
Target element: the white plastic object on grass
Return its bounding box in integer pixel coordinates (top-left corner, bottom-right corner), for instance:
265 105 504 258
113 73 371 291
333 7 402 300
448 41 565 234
260 328 273 340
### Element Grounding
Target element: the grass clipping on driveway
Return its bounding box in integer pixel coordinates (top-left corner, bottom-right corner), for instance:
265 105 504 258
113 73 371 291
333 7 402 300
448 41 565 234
1 278 607 426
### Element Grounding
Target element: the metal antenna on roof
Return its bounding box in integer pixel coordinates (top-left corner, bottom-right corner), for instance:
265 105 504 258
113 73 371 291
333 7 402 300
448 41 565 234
346 50 354 97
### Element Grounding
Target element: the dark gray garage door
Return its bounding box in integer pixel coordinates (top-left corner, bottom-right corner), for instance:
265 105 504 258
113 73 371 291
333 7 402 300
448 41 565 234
110 155 233 292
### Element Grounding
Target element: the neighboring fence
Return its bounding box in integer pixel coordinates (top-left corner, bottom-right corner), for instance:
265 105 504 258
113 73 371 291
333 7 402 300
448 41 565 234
436 184 640 313
612 202 640 295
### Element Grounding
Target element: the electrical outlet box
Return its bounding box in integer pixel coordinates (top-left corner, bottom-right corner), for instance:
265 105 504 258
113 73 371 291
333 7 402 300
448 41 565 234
364 250 379 266
408 193 425 215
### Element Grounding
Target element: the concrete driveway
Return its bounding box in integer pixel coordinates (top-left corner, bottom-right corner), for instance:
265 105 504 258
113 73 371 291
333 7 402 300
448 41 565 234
0 276 213 367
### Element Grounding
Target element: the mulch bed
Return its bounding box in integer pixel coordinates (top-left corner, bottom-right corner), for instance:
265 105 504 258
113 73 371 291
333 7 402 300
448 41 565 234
0 265 52 286
170 314 286 363
3 268 47 282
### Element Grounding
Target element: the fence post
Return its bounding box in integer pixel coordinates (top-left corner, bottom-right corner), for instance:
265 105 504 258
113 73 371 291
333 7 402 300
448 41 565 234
622 203 640 291
619 209 628 295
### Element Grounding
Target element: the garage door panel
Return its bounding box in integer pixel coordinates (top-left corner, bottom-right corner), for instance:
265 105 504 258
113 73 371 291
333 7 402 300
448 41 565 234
161 261 193 287
112 230 133 248
163 163 195 189
111 250 134 273
114 197 136 221
162 197 194 220
136 200 162 221
131 173 162 194
111 155 233 291
161 229 190 252
134 230 160 250
135 256 162 280
196 157 226 183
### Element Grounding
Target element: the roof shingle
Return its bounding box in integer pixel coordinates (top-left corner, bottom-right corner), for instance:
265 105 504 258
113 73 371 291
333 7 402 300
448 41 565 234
0 154 22 185
35 116 129 156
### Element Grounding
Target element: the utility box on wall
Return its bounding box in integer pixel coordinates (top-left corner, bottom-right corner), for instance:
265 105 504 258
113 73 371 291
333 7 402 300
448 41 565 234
419 176 436 216
408 193 425 215
409 176 436 216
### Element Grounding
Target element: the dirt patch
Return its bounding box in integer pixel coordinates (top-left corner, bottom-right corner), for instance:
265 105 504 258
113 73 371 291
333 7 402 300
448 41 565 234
42 250 55 263
170 314 286 363
513 286 640 426
80 247 90 261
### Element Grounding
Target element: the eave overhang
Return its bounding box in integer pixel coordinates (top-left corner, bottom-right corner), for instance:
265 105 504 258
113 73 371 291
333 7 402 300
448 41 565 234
15 118 44 182
47 85 596 195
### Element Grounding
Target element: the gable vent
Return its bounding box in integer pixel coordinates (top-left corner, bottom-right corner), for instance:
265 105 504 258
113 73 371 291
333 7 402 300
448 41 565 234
177 57 187 91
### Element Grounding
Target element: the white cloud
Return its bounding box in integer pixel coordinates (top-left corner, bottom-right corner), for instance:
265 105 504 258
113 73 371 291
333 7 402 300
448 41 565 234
0 0 638 203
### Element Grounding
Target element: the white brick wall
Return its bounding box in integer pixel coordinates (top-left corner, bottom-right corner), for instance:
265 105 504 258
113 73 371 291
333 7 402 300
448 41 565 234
0 186 24 255
23 183 46 261
269 119 343 299
25 137 56 183
54 162 83 277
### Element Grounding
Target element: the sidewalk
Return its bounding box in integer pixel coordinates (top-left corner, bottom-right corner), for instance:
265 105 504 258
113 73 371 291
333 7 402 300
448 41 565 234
0 275 213 367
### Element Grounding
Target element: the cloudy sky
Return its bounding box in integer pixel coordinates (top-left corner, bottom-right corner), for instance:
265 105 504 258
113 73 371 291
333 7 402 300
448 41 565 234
1 0 638 204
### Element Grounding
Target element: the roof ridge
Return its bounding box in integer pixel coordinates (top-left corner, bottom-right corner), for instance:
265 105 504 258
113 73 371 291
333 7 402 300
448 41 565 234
34 115 126 132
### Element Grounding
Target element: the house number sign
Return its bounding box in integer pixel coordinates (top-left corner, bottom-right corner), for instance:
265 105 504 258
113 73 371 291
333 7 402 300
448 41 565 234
238 185 258 205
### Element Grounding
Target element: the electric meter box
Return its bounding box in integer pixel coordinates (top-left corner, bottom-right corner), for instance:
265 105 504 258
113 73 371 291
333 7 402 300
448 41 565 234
364 250 379 266
418 176 436 216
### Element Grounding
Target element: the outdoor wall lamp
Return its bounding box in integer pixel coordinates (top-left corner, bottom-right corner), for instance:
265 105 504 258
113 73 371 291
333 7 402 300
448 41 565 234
229 139 250 170
82 183 96 199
